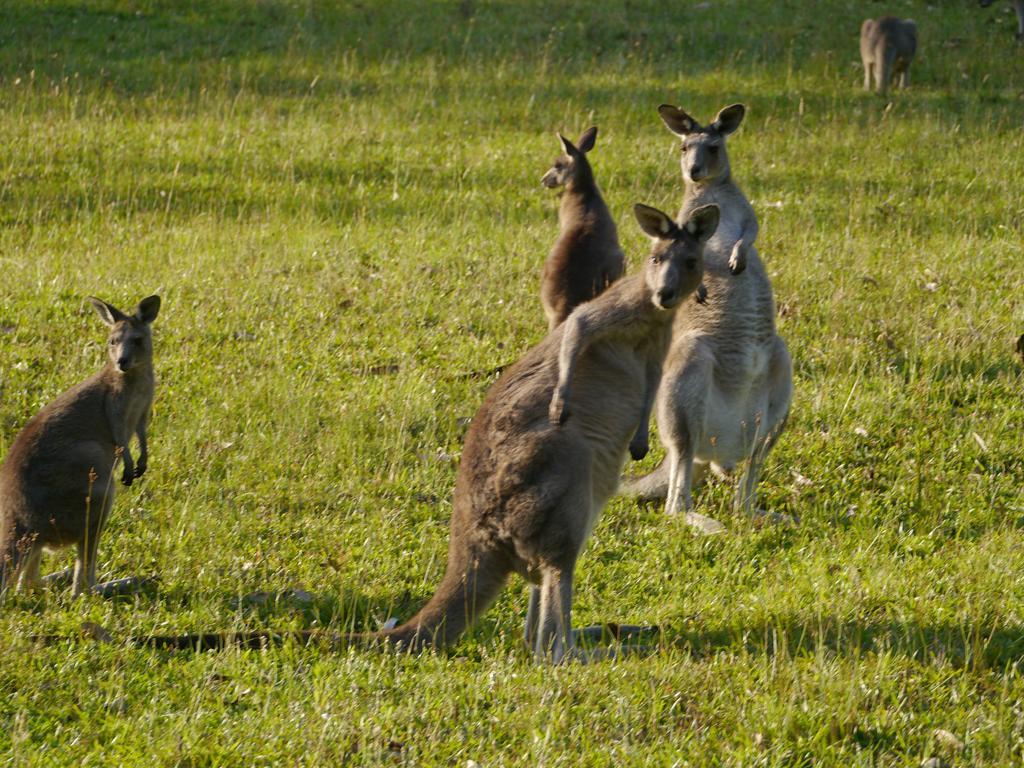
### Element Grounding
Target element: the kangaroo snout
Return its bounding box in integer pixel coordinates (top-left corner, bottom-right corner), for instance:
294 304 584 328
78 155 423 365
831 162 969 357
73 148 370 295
540 169 559 188
116 356 132 372
656 287 679 308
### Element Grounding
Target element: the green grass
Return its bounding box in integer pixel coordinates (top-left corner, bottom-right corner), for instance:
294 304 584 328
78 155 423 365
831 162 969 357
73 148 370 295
2 0 1024 764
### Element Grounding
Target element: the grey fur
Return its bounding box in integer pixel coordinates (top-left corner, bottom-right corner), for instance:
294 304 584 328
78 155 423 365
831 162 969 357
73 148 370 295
0 295 160 596
540 127 625 330
621 103 792 535
860 17 918 94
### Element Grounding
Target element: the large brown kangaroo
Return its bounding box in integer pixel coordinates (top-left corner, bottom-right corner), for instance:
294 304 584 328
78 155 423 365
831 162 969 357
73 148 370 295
102 204 718 662
1 296 160 597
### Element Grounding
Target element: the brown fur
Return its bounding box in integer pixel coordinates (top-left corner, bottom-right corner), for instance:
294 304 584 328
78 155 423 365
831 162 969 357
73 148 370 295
540 127 625 330
1 296 160 596
115 205 719 662
860 16 918 94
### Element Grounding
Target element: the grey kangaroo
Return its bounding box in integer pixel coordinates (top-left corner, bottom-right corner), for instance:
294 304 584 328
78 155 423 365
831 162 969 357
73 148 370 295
540 127 626 330
106 204 719 662
860 16 918 94
622 103 792 535
980 0 1024 41
1 295 160 597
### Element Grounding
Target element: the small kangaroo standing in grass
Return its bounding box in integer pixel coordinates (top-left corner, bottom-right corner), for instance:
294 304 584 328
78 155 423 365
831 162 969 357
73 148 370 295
621 103 792 535
979 0 1024 41
1 295 160 597
540 127 626 330
115 205 719 662
860 16 918 94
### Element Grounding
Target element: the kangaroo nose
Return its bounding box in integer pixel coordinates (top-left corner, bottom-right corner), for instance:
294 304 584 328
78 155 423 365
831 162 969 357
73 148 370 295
658 288 677 306
689 165 702 178
117 357 131 371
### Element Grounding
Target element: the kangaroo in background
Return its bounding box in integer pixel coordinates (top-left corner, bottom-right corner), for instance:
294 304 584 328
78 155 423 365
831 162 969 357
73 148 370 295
860 16 918 94
105 204 719 662
1 295 160 597
540 127 625 330
621 103 792 535
980 0 1024 41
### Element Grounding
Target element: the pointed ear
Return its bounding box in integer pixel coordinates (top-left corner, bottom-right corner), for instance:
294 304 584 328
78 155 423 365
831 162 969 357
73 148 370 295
683 204 720 243
634 203 677 240
576 126 597 154
711 103 745 135
135 295 161 324
557 132 578 157
88 297 127 326
658 104 699 136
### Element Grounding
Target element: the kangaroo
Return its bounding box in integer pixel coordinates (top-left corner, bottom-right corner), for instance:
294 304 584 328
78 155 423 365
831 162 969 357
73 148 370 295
540 127 626 330
1 295 160 597
621 103 792 535
860 17 918 94
92 204 718 662
980 0 1024 41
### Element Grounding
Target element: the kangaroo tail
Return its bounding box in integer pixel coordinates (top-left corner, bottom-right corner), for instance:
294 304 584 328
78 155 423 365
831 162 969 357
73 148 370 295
375 549 510 652
618 459 669 501
34 551 511 653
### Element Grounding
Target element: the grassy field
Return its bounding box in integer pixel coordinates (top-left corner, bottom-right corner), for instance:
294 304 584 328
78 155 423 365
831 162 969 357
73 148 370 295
2 0 1024 764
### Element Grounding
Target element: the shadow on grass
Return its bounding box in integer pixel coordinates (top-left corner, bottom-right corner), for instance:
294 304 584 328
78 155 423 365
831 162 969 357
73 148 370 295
667 614 1024 670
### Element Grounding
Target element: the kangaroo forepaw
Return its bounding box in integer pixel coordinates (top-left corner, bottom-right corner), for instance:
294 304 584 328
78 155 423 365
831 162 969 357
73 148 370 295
728 245 747 275
133 462 147 478
121 470 134 487
695 283 708 304
548 393 569 425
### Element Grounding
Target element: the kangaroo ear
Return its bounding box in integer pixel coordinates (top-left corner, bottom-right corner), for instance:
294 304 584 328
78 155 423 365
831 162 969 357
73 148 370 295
557 132 578 157
683 204 720 243
658 104 699 136
711 104 745 135
576 126 598 154
634 203 677 240
135 295 161 324
88 297 127 326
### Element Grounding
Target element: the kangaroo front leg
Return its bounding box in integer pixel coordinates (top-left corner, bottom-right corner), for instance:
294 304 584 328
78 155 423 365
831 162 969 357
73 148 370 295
629 358 662 461
134 412 149 479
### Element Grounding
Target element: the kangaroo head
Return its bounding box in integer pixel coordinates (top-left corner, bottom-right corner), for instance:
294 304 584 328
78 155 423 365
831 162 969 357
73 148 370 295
89 295 161 374
658 103 745 185
634 203 719 310
540 127 597 191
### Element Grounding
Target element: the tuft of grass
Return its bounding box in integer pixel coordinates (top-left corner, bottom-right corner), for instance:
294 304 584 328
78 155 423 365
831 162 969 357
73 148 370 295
1 0 1024 764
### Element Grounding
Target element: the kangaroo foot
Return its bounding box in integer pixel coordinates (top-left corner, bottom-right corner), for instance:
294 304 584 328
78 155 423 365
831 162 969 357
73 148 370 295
42 568 74 587
684 511 726 535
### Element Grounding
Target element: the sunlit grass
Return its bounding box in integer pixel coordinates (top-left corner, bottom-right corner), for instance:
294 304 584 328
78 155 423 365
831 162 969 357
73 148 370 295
1 0 1024 764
